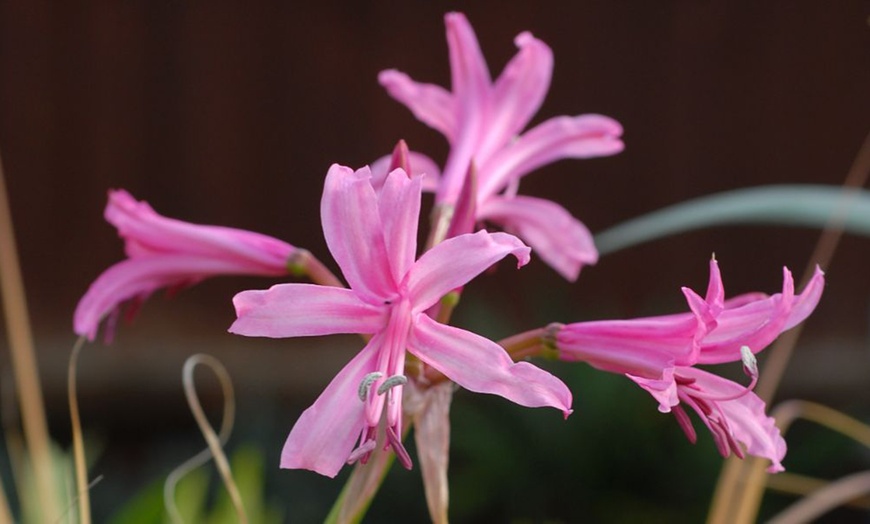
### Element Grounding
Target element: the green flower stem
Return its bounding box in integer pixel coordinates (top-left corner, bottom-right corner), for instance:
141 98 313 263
324 429 405 524
288 249 344 288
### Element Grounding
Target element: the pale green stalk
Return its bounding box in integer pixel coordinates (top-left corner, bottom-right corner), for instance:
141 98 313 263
68 336 90 524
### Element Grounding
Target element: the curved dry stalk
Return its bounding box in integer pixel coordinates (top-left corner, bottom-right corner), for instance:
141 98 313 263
707 131 870 524
767 470 870 523
68 335 90 524
766 472 870 510
164 353 246 524
773 400 870 448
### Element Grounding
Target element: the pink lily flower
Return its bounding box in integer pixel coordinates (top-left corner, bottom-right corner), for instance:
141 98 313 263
378 12 624 279
74 189 296 341
555 259 825 472
230 164 572 477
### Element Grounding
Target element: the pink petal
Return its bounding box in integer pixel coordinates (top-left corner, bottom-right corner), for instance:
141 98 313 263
557 318 690 378
406 231 530 312
377 170 422 283
697 270 793 362
281 337 381 477
230 284 386 338
628 367 680 413
704 258 725 314
443 159 478 239
477 31 553 162
679 367 786 472
784 265 825 330
74 255 262 340
682 286 718 344
409 315 572 416
445 12 490 108
406 381 453 524
724 292 771 309
437 13 492 205
478 195 597 281
370 150 443 193
697 266 824 364
321 164 397 303
378 70 456 142
478 114 625 199
106 189 294 272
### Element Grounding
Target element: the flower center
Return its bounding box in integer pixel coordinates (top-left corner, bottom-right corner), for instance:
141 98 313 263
347 299 414 470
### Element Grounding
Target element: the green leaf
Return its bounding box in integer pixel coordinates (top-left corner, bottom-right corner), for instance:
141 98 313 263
210 444 282 524
594 185 870 255
108 467 209 524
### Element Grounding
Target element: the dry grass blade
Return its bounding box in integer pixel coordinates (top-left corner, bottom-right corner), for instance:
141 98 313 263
164 353 246 524
0 150 61 521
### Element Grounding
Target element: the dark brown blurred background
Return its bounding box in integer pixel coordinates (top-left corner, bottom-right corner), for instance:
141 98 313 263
0 1 868 521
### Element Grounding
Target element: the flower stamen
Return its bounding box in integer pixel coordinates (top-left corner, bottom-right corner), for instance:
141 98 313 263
358 372 384 401
376 374 408 395
386 426 413 470
347 438 377 465
688 346 759 402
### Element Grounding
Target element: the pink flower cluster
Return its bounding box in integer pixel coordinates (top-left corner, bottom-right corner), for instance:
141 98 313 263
75 11 824 484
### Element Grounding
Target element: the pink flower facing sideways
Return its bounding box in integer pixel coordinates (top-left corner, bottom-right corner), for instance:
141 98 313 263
555 259 825 472
75 189 296 341
378 12 624 280
230 164 572 477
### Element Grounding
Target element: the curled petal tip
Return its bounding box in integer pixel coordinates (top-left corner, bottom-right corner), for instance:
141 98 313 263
767 463 785 474
377 68 405 87
514 30 539 48
444 11 468 25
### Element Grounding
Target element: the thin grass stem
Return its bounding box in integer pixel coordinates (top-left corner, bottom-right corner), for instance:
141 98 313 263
0 151 60 521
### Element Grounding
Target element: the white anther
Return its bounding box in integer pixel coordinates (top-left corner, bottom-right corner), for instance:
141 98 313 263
358 372 384 401
740 346 758 378
376 375 408 395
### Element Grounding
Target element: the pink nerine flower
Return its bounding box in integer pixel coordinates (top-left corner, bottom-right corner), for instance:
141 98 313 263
555 259 825 472
379 12 624 280
74 189 296 341
230 164 572 477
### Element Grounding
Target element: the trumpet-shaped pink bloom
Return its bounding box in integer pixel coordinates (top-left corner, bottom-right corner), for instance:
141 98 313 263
230 164 572 477
378 12 623 280
74 189 296 341
556 259 825 472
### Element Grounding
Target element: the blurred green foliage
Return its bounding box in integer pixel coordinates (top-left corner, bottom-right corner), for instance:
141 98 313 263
108 444 282 524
